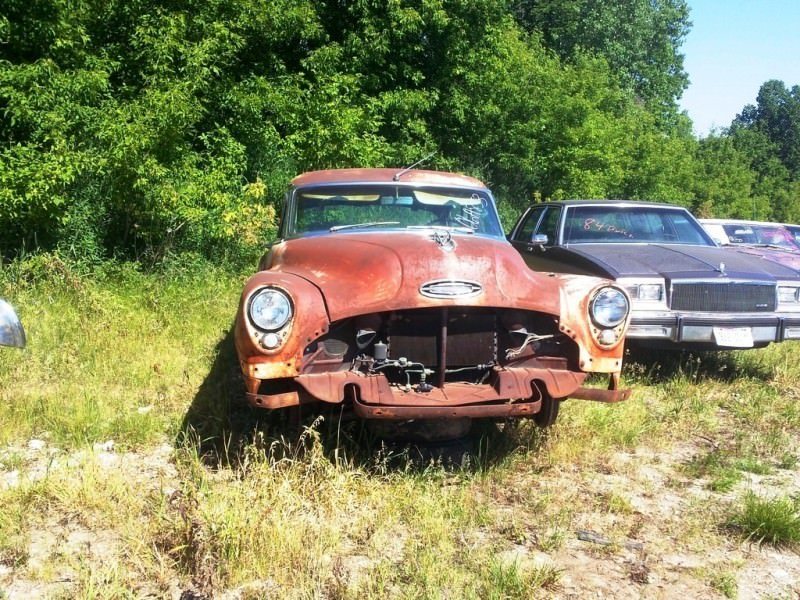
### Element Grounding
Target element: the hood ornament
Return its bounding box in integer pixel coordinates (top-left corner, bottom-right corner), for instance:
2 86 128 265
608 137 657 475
432 229 456 251
717 261 727 276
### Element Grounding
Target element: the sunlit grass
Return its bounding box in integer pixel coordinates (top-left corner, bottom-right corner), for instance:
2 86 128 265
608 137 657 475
0 254 243 448
726 492 800 548
2 255 800 596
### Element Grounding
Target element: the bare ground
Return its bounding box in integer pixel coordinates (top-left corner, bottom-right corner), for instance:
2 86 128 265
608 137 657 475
1 431 799 599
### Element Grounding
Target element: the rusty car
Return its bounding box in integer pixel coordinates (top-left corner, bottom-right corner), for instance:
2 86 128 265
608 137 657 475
234 169 631 428
509 200 800 350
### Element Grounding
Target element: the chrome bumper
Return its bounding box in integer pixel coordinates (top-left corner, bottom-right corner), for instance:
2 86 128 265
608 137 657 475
627 312 800 347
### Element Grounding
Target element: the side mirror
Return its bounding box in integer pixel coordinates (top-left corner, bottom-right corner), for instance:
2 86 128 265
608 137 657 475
531 233 549 245
0 299 25 349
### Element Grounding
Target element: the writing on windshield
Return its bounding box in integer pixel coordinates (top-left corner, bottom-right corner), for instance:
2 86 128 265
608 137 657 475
564 205 712 245
582 218 634 239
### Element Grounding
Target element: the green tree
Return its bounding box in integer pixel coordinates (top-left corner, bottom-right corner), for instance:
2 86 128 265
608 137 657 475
691 134 760 219
511 0 691 122
733 80 800 178
727 80 800 222
0 0 708 261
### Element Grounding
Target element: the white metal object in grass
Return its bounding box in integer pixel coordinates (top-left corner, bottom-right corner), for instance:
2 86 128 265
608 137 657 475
0 299 25 349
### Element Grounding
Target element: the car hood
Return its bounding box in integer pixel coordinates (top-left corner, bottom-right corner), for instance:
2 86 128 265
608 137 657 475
266 231 564 321
726 246 800 273
565 243 800 280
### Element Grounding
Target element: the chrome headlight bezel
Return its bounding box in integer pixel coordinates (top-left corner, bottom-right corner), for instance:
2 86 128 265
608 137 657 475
778 285 800 305
635 283 664 301
248 287 294 332
590 286 630 329
622 280 665 303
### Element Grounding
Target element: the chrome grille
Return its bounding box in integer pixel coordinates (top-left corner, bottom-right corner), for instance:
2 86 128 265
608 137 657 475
671 282 775 312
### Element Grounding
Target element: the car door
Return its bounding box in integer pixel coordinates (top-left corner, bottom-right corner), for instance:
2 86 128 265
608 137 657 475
510 205 572 273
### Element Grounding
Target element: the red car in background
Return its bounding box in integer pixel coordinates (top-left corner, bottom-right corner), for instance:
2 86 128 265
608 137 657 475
700 219 800 273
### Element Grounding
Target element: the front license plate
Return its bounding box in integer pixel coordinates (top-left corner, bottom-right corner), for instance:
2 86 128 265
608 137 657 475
712 326 754 348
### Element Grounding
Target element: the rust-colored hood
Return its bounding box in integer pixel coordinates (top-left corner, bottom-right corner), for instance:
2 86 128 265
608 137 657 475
265 231 562 321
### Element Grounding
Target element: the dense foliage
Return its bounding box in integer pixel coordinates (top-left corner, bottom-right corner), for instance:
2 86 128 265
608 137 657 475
0 0 797 264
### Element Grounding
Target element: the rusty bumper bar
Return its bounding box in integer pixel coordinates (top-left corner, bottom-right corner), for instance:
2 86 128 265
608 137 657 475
351 396 544 419
569 386 630 403
348 385 629 419
245 376 630 415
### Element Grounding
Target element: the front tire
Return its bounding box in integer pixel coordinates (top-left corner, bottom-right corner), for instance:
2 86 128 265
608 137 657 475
533 393 560 428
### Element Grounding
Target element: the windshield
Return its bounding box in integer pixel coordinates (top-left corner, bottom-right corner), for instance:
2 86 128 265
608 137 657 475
288 185 504 238
786 225 800 245
563 205 714 245
721 224 800 250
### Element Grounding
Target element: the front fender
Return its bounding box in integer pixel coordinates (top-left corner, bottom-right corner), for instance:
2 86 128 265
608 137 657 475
556 276 629 373
235 272 330 382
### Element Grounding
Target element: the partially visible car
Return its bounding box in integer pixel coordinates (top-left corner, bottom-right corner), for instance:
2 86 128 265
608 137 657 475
699 218 800 273
509 200 800 350
781 223 800 247
0 299 25 348
234 169 632 428
700 219 800 250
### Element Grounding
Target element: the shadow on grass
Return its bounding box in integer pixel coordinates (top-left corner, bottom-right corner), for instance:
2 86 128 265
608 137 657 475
178 326 550 473
623 343 774 384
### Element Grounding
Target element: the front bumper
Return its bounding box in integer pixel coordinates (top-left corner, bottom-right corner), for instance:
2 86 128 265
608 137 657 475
245 366 630 418
627 311 800 347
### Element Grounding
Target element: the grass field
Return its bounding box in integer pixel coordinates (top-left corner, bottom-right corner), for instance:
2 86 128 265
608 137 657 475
1 255 800 598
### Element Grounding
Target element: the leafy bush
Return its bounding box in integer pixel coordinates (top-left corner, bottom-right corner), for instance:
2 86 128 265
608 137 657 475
1 1 797 263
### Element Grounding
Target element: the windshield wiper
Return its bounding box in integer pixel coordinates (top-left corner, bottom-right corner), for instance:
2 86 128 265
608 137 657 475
752 243 794 251
329 221 400 232
406 225 475 234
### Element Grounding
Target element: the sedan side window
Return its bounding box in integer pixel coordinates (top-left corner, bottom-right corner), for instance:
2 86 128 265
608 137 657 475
538 207 562 245
513 206 546 242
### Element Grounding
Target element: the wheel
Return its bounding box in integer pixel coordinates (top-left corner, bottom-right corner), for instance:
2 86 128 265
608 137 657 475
533 393 560 428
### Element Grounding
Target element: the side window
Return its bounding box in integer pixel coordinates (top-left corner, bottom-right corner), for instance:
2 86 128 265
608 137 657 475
513 207 546 242
538 207 562 245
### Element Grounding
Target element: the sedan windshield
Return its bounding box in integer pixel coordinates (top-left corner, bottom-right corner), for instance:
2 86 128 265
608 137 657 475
563 205 714 245
721 224 800 250
289 185 504 238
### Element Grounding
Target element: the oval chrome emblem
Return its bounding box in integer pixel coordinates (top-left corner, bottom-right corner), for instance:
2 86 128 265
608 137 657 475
419 279 483 299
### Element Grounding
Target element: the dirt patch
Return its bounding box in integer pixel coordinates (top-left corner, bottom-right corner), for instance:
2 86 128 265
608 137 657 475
2 434 800 598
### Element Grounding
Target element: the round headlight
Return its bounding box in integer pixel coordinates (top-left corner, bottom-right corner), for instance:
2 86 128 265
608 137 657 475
590 287 629 328
249 288 293 331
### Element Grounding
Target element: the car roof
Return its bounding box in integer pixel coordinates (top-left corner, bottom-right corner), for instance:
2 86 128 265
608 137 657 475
291 168 487 189
700 218 787 228
538 199 687 210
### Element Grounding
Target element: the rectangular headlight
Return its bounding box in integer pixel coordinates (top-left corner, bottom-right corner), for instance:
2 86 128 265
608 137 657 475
625 283 663 301
778 286 800 303
638 284 663 301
